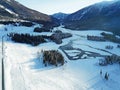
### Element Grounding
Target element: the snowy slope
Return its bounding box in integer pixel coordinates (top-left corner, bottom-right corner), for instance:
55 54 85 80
4 42 120 90
0 4 18 16
0 24 120 90
0 0 56 26
64 0 120 35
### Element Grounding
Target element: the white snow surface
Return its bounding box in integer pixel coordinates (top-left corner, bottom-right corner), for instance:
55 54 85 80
0 25 120 90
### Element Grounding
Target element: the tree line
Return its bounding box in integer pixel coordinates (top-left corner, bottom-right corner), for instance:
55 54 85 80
101 32 120 44
8 30 72 46
8 33 46 46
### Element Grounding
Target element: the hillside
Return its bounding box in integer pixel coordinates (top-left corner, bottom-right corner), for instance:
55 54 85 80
64 1 120 35
52 12 68 22
0 0 59 27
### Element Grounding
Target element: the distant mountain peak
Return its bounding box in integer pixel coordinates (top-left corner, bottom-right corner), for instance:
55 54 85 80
52 12 68 21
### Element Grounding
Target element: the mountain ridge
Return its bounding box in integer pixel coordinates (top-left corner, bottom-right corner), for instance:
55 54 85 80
0 0 59 28
52 12 68 20
64 0 120 35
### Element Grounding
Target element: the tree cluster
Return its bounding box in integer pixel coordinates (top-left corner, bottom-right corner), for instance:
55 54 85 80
117 44 120 48
87 35 105 41
8 33 46 46
105 45 113 49
50 30 72 44
19 22 34 27
0 21 34 27
34 27 50 33
99 55 120 66
43 50 64 67
105 55 120 64
101 32 120 44
0 21 16 25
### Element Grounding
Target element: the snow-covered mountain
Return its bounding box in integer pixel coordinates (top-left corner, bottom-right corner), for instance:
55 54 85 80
0 0 59 27
64 0 120 35
52 12 68 21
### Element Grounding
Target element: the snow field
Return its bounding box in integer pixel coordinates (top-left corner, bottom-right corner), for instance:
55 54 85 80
0 24 120 90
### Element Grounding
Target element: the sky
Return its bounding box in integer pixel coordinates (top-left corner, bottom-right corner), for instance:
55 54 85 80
15 0 113 15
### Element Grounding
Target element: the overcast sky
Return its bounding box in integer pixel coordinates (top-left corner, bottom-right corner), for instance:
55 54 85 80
15 0 113 15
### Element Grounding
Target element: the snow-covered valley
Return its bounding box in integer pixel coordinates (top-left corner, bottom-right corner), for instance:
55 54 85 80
0 24 120 90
